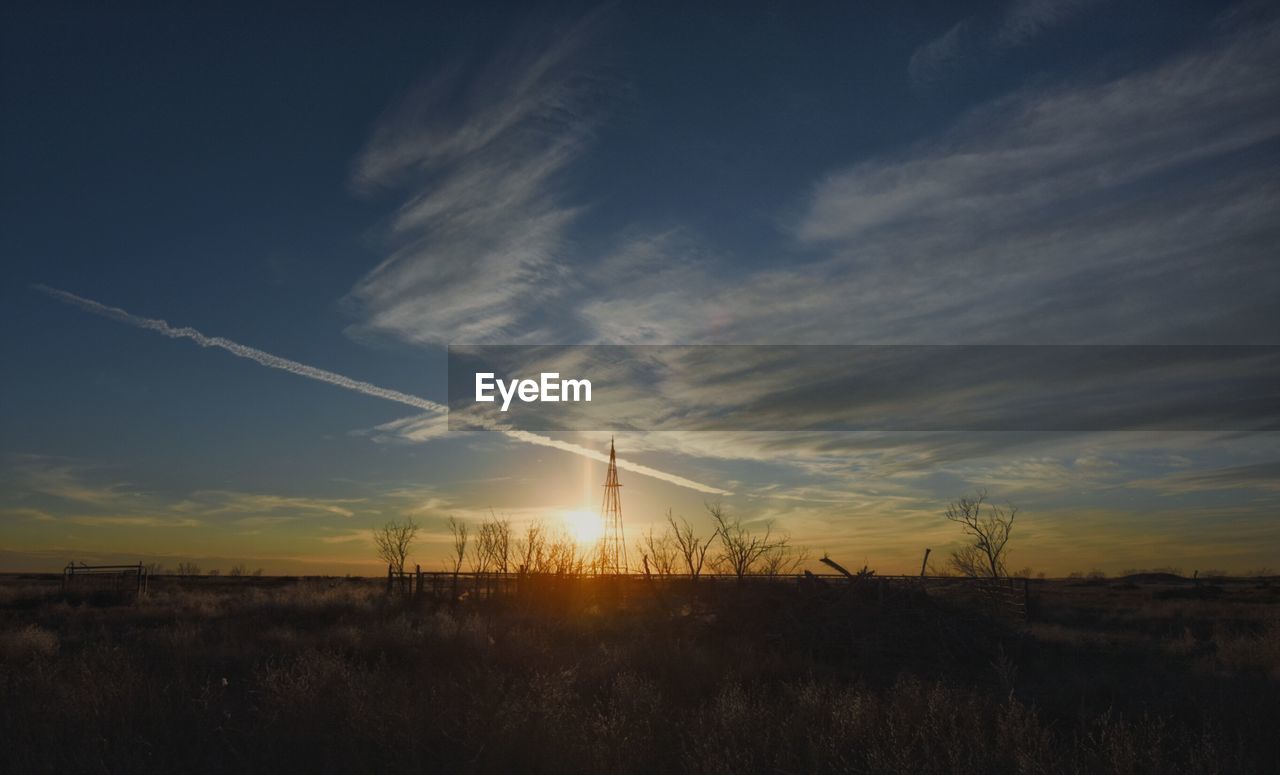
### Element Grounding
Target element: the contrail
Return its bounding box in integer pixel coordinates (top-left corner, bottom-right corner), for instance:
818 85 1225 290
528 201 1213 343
34 285 730 495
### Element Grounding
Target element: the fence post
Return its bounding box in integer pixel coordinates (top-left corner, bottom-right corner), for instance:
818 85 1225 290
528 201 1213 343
415 564 422 598
386 564 393 595
1022 577 1030 620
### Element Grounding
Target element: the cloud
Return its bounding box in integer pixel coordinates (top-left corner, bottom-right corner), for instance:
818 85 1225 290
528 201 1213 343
66 516 201 528
910 0 1104 83
805 24 1280 246
997 0 1103 46
317 529 372 545
1130 461 1280 495
173 491 364 519
3 455 150 508
1 459 378 528
362 412 450 443
347 10 608 345
569 16 1280 347
908 21 973 84
4 507 57 522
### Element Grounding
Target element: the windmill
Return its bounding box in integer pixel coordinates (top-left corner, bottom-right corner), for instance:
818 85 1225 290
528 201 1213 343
599 437 627 573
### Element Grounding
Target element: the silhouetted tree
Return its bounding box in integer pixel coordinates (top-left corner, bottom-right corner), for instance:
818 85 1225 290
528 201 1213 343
667 508 714 580
944 491 1016 579
640 524 678 576
760 543 808 577
373 518 418 575
446 516 468 575
707 502 783 579
516 519 547 574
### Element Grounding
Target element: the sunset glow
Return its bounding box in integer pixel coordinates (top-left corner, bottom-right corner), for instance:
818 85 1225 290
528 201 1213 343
560 509 603 546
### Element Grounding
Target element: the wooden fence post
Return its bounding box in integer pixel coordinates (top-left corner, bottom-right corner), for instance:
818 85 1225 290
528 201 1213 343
386 564 393 595
415 564 422 598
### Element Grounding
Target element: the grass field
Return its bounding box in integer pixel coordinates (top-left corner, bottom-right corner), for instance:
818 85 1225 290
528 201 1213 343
1 573 1278 773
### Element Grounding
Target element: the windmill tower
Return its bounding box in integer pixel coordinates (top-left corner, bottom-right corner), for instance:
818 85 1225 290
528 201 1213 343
599 437 627 574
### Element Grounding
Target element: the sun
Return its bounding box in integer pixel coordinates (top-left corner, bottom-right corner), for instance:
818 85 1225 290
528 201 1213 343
561 509 603 545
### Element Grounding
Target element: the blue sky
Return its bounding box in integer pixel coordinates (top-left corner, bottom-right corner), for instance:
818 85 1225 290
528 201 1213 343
2 1 1278 574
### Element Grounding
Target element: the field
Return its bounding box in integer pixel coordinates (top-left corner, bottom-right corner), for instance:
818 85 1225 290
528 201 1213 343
1 573 1278 774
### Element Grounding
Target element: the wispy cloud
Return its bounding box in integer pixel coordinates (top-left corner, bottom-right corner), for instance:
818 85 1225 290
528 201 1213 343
361 412 450 443
66 516 201 528
4 454 145 507
348 10 608 345
996 0 1103 46
317 529 371 545
1130 461 1280 495
173 490 364 519
910 0 1104 83
1 459 373 528
566 15 1280 346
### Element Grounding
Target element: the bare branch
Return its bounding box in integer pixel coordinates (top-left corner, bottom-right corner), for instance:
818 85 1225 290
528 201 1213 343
373 518 418 575
667 508 714 580
944 490 1017 579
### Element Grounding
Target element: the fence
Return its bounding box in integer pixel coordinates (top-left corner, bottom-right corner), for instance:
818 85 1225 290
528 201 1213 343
62 562 149 596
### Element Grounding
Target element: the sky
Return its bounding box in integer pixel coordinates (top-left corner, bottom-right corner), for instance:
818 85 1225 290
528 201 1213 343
2 0 1278 576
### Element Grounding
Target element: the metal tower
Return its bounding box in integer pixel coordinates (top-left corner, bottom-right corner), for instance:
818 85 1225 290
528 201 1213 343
599 437 627 574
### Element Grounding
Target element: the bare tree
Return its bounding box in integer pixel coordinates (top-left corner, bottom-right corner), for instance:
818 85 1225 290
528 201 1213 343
760 543 808 577
707 502 781 579
667 508 714 580
176 561 201 578
446 516 468 575
373 517 419 575
950 544 988 579
541 526 585 575
516 519 547 574
469 512 513 573
469 521 492 573
228 564 246 577
480 512 512 573
944 491 1016 579
492 515 512 573
641 524 678 576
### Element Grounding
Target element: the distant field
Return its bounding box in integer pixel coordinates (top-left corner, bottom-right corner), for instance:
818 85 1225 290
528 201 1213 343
1 573 1277 773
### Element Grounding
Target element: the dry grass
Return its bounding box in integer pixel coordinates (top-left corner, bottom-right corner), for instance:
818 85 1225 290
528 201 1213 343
0 624 59 661
1213 620 1280 680
0 575 1276 773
